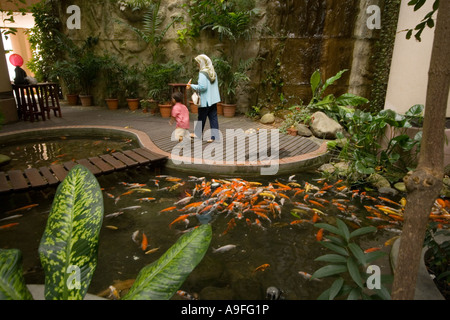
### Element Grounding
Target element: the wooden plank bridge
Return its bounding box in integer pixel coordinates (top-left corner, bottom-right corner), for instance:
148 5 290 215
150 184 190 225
0 147 167 194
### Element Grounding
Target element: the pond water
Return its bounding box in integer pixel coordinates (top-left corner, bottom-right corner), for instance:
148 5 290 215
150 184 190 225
0 136 138 171
0 165 405 300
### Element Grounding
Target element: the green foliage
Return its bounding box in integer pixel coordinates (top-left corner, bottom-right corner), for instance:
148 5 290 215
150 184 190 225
0 165 211 300
100 53 126 98
122 224 212 300
123 64 143 98
329 104 424 184
312 220 391 300
307 69 368 116
0 249 33 300
405 0 439 41
122 0 182 62
39 165 104 300
143 61 182 102
424 221 450 283
212 54 258 104
182 0 259 42
27 0 63 81
278 106 312 133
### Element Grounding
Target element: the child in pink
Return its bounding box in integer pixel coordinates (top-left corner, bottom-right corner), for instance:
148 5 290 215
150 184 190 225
170 91 190 142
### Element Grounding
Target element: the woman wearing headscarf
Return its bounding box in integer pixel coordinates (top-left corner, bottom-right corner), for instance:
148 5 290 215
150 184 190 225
187 54 221 142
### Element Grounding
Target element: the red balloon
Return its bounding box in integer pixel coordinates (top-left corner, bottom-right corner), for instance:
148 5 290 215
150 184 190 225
9 54 24 67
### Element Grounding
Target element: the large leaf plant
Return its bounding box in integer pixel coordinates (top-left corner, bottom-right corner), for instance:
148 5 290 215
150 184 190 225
0 165 212 300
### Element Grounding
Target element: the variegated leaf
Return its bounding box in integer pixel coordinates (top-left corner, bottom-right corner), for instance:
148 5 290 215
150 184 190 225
123 224 212 300
38 165 103 300
0 249 33 300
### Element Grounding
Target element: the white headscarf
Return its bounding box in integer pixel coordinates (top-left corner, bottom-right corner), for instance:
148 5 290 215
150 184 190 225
195 54 216 83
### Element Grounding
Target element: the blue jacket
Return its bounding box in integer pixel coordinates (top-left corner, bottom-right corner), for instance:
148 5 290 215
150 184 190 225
190 72 221 108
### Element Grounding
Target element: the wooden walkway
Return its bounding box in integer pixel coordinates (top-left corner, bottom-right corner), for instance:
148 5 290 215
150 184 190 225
149 118 321 161
0 147 167 194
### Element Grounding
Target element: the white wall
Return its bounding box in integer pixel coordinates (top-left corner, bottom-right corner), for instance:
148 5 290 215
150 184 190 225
385 0 450 116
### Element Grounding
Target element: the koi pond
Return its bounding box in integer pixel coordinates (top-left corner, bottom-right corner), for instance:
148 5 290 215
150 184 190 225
0 165 415 300
0 135 138 171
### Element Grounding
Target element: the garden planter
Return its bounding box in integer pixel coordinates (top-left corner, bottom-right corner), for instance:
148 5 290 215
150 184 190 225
105 98 119 110
159 103 172 118
217 102 224 115
189 101 198 114
66 94 79 105
287 127 298 136
127 98 140 111
222 103 236 118
79 95 93 107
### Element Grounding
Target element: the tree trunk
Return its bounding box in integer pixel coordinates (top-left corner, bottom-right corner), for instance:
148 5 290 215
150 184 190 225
391 0 450 300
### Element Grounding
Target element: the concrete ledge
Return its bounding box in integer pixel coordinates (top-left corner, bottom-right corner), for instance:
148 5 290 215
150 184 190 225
27 284 106 300
390 237 446 300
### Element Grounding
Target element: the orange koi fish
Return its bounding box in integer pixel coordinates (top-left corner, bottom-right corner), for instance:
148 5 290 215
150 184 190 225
378 197 401 207
253 264 270 273
312 212 320 223
136 197 156 202
6 204 39 214
316 228 324 241
141 232 148 251
290 220 310 225
0 222 19 230
308 200 325 208
169 214 191 228
298 271 322 282
364 247 381 253
222 218 236 236
159 206 177 214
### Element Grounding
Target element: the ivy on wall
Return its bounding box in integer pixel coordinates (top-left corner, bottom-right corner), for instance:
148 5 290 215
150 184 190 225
368 0 401 113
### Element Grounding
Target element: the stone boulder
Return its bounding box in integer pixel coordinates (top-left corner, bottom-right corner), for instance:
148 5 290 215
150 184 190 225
296 124 313 137
309 111 344 139
260 113 275 124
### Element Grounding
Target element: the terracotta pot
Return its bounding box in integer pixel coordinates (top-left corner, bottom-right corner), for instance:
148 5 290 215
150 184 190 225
287 127 298 136
222 103 236 118
105 98 119 110
189 101 198 114
217 102 223 115
159 103 172 118
66 94 78 105
127 98 140 111
79 95 92 107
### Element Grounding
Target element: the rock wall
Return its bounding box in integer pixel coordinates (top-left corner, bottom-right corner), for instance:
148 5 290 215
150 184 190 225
55 0 388 112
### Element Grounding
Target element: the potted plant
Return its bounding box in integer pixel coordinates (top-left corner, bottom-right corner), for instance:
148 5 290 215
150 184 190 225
143 61 181 118
76 38 102 107
52 60 81 105
287 124 299 136
101 54 124 110
140 98 158 114
123 64 142 111
213 55 256 117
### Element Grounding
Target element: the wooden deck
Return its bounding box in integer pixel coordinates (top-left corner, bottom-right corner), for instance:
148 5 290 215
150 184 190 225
0 147 167 194
150 118 321 161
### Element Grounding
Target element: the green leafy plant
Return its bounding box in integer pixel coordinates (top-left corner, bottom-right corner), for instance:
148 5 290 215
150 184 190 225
143 61 182 103
307 69 368 117
213 54 257 104
424 221 450 297
279 105 312 133
100 53 126 99
122 0 182 62
0 165 212 300
183 0 259 42
123 64 143 99
311 219 392 300
328 104 424 184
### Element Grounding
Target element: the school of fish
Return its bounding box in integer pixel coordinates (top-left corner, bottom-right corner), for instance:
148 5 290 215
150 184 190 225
3 173 450 299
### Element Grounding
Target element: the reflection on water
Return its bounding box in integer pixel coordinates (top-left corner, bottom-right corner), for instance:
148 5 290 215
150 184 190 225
0 166 402 300
0 136 137 171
